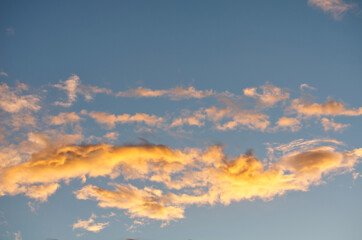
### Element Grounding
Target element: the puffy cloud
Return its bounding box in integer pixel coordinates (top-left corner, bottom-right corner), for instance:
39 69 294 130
87 111 164 129
321 118 350 132
73 214 109 233
308 0 355 20
116 86 213 100
0 82 40 113
0 143 195 200
243 83 289 107
290 98 362 117
276 117 301 132
47 112 82 125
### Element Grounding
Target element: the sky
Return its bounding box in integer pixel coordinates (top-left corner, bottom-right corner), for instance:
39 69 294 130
0 0 362 240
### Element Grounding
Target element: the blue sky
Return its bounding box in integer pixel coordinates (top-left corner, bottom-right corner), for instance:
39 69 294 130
0 1 361 240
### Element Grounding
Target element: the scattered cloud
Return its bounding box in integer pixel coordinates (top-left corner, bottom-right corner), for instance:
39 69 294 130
0 82 41 113
308 0 356 20
321 118 350 132
73 214 109 233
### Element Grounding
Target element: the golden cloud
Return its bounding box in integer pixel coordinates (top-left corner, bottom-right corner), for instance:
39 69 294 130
0 139 359 223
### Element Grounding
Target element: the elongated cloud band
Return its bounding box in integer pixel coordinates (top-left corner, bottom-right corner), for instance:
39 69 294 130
0 138 360 223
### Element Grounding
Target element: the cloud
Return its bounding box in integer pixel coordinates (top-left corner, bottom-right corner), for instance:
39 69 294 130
290 98 362 117
47 112 82 125
300 83 316 91
87 111 164 129
73 214 109 233
104 132 119 140
275 117 302 132
116 86 213 100
170 109 205 128
0 82 41 113
321 118 350 132
14 231 22 240
53 75 112 107
243 83 290 108
216 112 270 131
24 183 60 202
0 72 8 77
53 74 80 107
1 135 359 223
75 184 185 222
308 0 355 20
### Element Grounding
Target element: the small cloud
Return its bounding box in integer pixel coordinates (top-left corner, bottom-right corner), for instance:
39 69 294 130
321 118 350 132
275 117 302 132
300 83 316 91
104 132 119 140
243 83 289 108
0 72 8 77
73 214 109 233
6 27 15 35
308 0 356 20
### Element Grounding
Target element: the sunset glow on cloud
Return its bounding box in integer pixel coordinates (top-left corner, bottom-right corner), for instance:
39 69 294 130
1 1 361 239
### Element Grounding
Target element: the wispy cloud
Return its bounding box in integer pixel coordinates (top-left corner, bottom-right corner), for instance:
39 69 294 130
308 0 356 20
243 83 289 108
321 118 350 132
0 72 8 77
6 27 15 35
73 214 109 233
53 75 112 107
116 86 213 100
0 82 40 113
86 111 164 129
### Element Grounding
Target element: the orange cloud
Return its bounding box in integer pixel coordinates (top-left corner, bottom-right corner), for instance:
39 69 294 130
73 214 109 233
308 0 355 20
276 117 301 132
290 98 362 117
216 112 270 131
116 86 213 100
0 137 360 223
87 111 164 129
